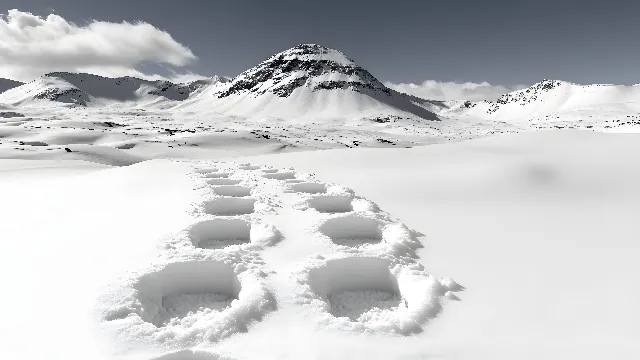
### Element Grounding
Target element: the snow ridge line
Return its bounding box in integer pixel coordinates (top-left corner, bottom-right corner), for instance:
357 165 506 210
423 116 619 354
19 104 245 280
97 160 463 358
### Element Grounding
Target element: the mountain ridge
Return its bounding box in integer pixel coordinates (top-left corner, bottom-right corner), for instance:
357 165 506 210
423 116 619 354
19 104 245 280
0 72 229 107
3 44 640 125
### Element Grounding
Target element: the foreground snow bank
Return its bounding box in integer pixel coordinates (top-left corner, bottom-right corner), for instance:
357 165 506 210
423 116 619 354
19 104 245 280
1 130 638 360
94 161 458 356
0 157 461 359
237 130 640 360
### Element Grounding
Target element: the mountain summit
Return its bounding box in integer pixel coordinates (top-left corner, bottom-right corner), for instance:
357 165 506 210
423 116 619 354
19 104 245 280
217 44 390 98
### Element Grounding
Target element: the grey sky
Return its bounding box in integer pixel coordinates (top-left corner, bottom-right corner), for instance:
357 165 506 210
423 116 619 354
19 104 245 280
1 0 640 87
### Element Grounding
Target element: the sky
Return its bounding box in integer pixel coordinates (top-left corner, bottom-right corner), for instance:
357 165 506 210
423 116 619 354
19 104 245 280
1 0 639 100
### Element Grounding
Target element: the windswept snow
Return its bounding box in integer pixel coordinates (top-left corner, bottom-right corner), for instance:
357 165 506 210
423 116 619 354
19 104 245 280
1 130 639 360
1 43 640 360
79 159 459 357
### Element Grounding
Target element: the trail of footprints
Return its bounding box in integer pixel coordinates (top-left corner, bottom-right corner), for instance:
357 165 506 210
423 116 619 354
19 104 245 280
100 161 463 358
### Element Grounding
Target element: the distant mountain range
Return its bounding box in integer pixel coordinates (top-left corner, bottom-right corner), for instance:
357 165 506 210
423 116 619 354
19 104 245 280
2 45 640 123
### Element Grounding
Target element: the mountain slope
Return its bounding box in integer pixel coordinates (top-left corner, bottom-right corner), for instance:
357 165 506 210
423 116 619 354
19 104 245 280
176 44 439 121
0 73 228 107
455 80 640 120
0 78 24 94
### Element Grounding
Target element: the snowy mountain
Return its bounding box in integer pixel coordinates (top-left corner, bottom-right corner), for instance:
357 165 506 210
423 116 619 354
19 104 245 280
0 78 24 94
0 73 228 107
0 45 438 121
2 45 640 159
176 44 439 120
455 79 640 120
217 44 391 98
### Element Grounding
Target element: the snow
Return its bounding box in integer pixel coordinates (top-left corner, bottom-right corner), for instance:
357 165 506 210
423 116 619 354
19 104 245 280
1 44 640 360
0 130 638 359
172 44 439 121
238 130 640 359
451 80 640 130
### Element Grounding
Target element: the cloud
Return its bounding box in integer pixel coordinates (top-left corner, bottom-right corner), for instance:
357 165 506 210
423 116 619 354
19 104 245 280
164 69 215 84
0 9 199 82
384 80 527 101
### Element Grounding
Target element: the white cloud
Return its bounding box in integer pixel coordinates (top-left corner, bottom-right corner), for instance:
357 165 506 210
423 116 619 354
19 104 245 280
164 69 214 84
0 9 199 82
384 80 527 101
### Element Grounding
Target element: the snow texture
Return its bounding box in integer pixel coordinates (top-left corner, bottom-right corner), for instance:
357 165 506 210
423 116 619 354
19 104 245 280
86 159 461 357
1 43 640 360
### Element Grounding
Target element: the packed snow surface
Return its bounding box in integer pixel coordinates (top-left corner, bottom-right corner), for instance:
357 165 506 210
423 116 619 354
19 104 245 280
1 44 640 360
1 131 639 360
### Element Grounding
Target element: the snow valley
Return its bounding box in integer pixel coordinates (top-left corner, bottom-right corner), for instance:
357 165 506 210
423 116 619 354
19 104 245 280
0 44 639 360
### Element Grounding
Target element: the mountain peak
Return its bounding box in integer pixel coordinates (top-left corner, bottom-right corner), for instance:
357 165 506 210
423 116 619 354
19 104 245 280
268 44 355 65
216 44 389 98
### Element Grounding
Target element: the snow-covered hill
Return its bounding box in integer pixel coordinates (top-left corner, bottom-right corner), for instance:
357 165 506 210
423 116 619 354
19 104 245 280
0 45 438 122
1 45 640 162
454 80 640 122
176 44 439 121
0 73 229 107
0 78 23 94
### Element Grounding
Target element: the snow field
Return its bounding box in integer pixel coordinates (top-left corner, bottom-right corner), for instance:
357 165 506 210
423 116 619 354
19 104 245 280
97 160 462 357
